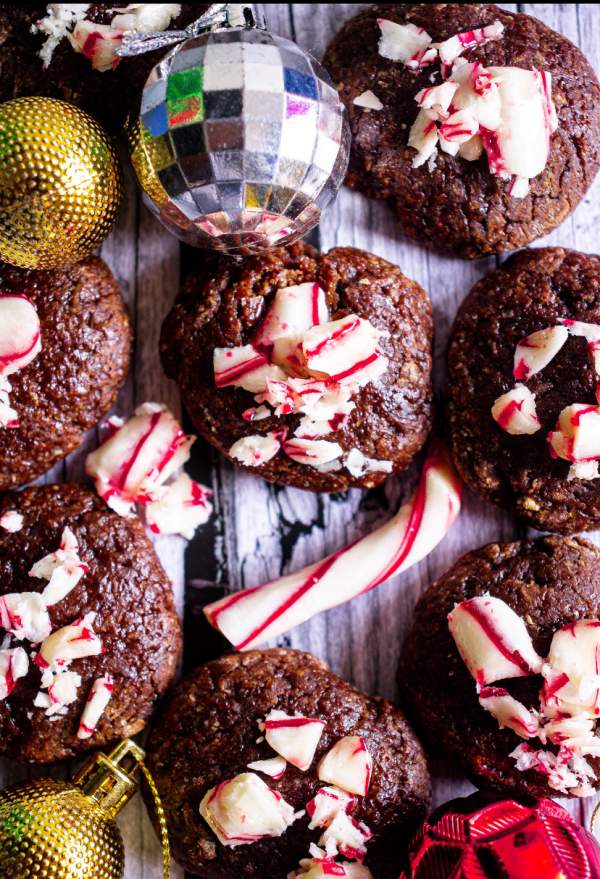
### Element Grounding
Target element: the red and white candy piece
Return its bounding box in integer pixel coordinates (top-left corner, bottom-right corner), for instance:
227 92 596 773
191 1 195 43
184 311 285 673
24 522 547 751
319 811 372 862
448 595 543 686
77 674 115 739
29 527 88 607
0 295 42 377
34 668 82 718
491 384 540 436
261 710 325 771
246 756 287 779
145 473 213 539
415 81 458 119
548 404 600 477
35 612 103 670
0 592 51 643
283 438 343 468
408 110 439 168
546 621 600 717
510 743 596 797
353 90 383 111
344 449 393 478
513 325 568 381
478 686 539 738
301 316 387 387
0 646 28 700
230 431 283 467
0 377 18 429
205 444 461 650
377 19 433 66
307 787 356 830
483 67 558 185
253 283 329 370
214 345 286 394
199 772 298 847
435 20 504 66
86 403 194 516
439 110 479 144
317 736 373 797
290 848 373 879
0 511 23 533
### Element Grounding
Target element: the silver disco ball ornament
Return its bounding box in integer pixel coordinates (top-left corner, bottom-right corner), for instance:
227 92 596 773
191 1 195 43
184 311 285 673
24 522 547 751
125 4 350 254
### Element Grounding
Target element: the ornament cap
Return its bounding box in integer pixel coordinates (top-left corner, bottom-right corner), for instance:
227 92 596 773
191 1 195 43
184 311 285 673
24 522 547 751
74 738 145 819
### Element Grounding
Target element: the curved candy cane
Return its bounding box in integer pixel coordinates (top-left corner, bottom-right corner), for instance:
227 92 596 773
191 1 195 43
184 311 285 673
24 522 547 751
205 443 462 650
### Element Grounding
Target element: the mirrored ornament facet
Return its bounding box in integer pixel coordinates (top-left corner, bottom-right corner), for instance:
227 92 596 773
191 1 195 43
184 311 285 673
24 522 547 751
128 27 350 254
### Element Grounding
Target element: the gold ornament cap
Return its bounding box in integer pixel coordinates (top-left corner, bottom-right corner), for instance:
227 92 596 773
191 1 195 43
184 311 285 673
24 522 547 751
0 739 170 879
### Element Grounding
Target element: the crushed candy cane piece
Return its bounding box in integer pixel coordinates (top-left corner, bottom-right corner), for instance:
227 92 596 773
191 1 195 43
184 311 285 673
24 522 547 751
408 109 439 168
214 345 286 394
205 444 461 650
246 756 287 779
35 612 102 670
319 810 373 861
415 81 458 118
262 710 325 771
77 674 115 739
435 20 504 66
289 851 373 878
478 686 539 738
510 743 596 797
230 432 283 467
439 109 479 144
448 595 543 685
377 19 433 65
0 376 18 429
307 787 356 830
344 449 393 478
253 283 328 368
491 384 540 435
0 646 28 700
301 316 387 387
546 621 600 717
317 736 373 796
145 473 213 540
34 668 82 717
199 772 299 847
242 405 270 422
283 438 343 467
0 592 51 643
29 527 88 606
513 325 569 380
0 511 23 533
548 404 600 471
353 90 383 111
0 295 42 377
86 403 194 516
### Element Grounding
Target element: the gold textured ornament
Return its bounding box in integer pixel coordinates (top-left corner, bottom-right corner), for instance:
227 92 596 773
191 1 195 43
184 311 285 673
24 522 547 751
0 97 122 270
0 739 170 879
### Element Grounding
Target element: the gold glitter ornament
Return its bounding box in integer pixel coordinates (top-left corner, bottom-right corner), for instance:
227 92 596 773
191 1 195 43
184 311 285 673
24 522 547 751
0 97 122 270
0 739 170 879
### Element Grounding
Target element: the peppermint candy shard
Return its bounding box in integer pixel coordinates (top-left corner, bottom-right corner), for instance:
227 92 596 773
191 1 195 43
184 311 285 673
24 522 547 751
35 612 103 670
0 511 24 533
448 595 543 686
491 384 540 436
30 526 88 607
513 325 569 381
0 646 28 700
0 592 52 644
262 710 326 771
246 756 287 779
77 674 115 739
145 472 213 539
317 736 373 796
199 773 299 847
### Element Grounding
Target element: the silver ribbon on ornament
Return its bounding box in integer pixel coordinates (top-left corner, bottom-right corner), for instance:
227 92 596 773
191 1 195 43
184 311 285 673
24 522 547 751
117 3 267 57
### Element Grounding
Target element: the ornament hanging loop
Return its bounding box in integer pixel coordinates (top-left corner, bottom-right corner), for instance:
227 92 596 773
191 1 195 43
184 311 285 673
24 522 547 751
118 4 266 57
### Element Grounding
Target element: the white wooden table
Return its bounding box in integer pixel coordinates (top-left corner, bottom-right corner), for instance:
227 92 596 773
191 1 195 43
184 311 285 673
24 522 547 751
2 5 600 878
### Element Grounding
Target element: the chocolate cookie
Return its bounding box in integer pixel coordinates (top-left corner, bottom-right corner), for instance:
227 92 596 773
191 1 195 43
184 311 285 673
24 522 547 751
0 5 202 134
161 242 433 492
144 648 431 879
323 4 600 258
0 483 181 763
399 536 600 799
448 247 600 534
0 256 131 489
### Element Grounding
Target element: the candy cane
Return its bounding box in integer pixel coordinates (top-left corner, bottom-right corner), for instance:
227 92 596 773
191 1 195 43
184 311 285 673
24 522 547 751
205 444 462 650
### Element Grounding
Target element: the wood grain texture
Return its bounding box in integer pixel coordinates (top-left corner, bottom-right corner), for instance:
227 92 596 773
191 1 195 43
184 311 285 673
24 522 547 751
0 5 599 877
